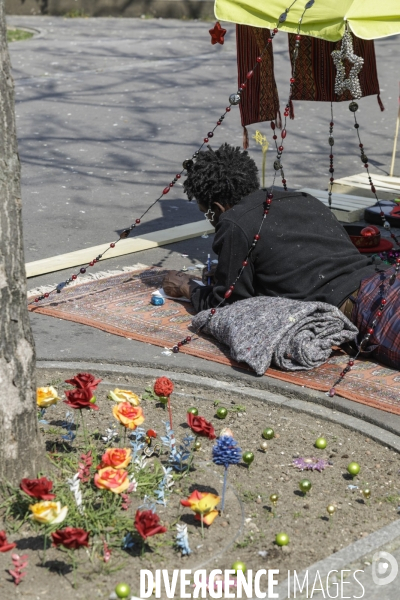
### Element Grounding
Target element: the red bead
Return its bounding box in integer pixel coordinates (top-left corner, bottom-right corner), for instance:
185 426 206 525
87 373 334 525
136 218 141 224
242 260 248 266
278 146 284 152
284 111 289 117
178 342 182 347
204 138 209 143
176 174 181 179
72 274 77 280
186 336 192 342
295 34 301 40
328 388 336 397
110 243 115 248
208 132 214 138
348 360 354 366
217 121 221 125
264 209 269 215
89 261 95 267
267 192 273 199
163 187 170 194
273 28 278 33
35 298 39 303
246 70 254 79
211 308 216 315
330 121 334 127
273 135 277 140
254 234 260 240
266 200 272 206
381 299 387 305
172 346 179 353
376 311 382 317
267 38 272 44
280 128 286 138
330 178 334 182
329 154 334 159
290 78 295 83
229 285 235 290
169 182 174 187
367 328 373 334
224 289 233 299
340 372 345 377
397 258 400 264
226 107 231 112
44 293 49 298
80 268 86 274
359 143 363 148
239 84 246 90
270 122 276 130
256 56 262 62
371 186 376 193
364 164 368 168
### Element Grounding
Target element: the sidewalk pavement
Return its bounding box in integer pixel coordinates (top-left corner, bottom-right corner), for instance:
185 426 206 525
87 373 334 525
6 16 400 438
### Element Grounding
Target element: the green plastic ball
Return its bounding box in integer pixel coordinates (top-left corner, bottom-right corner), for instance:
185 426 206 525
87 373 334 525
315 437 327 449
216 407 228 419
242 451 254 465
299 479 312 494
347 462 361 477
275 532 290 546
187 407 198 416
262 428 274 440
231 560 247 574
115 583 131 599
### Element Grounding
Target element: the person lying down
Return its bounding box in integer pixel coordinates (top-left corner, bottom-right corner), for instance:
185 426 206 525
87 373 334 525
162 143 399 371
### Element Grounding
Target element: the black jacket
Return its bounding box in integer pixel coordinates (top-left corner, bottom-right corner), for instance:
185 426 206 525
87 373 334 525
191 190 379 312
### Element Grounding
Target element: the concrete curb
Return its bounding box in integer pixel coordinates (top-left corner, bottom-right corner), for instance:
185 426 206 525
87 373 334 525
37 360 400 452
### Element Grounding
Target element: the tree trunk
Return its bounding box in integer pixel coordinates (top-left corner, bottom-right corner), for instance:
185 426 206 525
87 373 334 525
0 1 44 483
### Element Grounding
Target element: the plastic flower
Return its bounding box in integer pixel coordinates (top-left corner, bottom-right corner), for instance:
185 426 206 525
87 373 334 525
29 501 68 525
20 477 56 501
187 413 216 439
293 457 328 472
51 527 89 550
37 386 59 408
153 377 174 398
212 436 242 467
0 531 16 553
181 490 220 525
97 448 132 470
112 403 144 430
64 386 99 410
94 467 130 494
65 372 102 395
108 388 140 405
134 509 167 540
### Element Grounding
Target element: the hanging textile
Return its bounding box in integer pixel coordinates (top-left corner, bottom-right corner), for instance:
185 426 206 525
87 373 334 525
288 34 384 109
236 25 281 132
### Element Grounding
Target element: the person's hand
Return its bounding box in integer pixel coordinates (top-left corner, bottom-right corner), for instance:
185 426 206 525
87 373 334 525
202 263 218 285
162 271 193 298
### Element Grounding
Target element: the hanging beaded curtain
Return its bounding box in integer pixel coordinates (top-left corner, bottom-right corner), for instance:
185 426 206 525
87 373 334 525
236 24 281 143
288 34 384 110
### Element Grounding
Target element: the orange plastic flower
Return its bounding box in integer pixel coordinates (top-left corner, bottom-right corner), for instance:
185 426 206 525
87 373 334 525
94 467 130 494
181 490 220 518
112 403 144 430
97 448 132 470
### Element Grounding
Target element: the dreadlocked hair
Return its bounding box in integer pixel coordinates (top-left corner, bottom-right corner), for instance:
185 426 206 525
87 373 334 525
183 143 259 208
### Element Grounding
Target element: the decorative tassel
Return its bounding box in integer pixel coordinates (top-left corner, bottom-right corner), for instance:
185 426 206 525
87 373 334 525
289 99 295 120
377 94 385 112
243 126 249 149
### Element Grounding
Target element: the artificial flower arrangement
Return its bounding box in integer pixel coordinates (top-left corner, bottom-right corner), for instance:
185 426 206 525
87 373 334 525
1 373 239 587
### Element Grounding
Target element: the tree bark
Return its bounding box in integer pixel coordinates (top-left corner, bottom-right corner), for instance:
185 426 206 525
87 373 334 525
0 1 44 483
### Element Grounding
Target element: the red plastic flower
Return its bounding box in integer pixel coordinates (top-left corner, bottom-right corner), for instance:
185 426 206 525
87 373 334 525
51 527 90 550
65 372 102 395
209 21 227 45
0 531 16 553
20 477 56 501
153 377 174 398
64 386 99 410
187 413 216 439
134 510 167 540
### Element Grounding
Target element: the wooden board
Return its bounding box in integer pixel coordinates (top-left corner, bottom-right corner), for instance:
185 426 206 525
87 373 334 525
334 172 400 195
26 220 214 278
299 188 377 223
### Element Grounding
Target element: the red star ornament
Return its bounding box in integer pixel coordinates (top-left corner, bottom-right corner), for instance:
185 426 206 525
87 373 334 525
209 22 227 45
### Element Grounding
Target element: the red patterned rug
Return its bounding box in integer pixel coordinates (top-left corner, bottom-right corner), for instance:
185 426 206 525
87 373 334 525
28 267 400 415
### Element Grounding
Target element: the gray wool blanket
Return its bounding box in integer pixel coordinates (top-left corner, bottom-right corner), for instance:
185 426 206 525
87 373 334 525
192 296 358 376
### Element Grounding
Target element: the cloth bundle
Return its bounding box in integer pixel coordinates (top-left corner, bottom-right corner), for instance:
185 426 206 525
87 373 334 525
192 297 358 376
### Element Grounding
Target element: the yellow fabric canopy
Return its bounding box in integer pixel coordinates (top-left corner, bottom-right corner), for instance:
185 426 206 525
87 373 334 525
214 0 400 41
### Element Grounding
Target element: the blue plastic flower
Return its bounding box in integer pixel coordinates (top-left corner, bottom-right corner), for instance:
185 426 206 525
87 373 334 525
212 436 242 468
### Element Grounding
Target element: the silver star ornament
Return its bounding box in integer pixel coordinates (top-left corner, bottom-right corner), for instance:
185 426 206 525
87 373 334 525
331 29 364 99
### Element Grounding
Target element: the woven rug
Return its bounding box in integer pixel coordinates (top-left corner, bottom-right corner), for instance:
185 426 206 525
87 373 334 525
28 267 400 415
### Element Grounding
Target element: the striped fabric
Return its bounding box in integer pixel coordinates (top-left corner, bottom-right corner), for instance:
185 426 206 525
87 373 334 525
351 266 400 369
236 25 280 128
288 34 383 108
